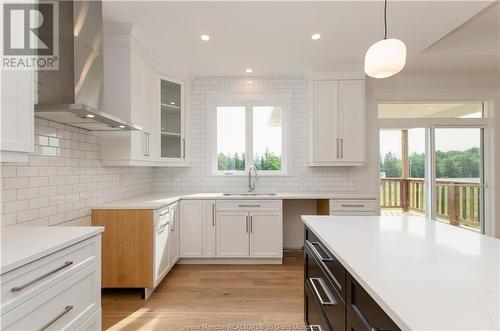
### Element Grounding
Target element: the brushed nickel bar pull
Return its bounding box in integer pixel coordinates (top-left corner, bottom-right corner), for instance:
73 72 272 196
39 305 73 331
250 215 253 233
11 261 74 292
309 278 337 306
340 138 343 158
238 204 260 208
341 204 365 208
336 138 339 159
212 203 215 226
182 139 186 159
245 215 249 233
159 209 169 217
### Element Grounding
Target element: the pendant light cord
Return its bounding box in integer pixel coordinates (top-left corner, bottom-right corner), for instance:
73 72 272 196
384 0 388 39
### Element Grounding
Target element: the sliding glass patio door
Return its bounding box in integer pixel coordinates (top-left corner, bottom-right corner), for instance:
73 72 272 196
433 128 484 232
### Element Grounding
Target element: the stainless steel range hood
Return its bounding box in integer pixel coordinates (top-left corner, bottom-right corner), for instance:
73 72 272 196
35 0 141 131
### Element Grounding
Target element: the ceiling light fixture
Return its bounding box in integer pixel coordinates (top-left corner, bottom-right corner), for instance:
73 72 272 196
245 68 253 73
85 114 95 118
200 34 210 41
364 0 406 79
311 33 321 40
118 125 125 129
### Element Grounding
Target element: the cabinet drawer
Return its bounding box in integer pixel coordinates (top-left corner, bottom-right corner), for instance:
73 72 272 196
1 236 100 314
216 200 282 212
347 274 401 331
1 262 101 331
305 246 346 331
76 308 101 331
305 228 345 299
330 200 376 212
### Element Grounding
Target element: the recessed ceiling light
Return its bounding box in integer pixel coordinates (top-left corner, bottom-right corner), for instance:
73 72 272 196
200 34 210 41
170 102 175 105
312 33 321 40
245 68 253 73
118 125 125 129
86 114 95 118
246 80 253 84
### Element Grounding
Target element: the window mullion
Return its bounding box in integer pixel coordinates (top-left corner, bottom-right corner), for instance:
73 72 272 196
245 104 253 172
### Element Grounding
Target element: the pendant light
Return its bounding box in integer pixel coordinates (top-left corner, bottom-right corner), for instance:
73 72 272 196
364 0 406 78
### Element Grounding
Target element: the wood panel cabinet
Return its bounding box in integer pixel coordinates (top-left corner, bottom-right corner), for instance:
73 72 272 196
92 204 179 299
309 75 365 166
1 70 34 163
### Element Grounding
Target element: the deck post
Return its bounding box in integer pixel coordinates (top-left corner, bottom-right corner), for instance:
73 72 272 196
448 185 460 226
401 130 409 212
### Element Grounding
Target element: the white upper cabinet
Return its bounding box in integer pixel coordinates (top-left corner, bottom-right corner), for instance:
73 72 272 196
309 74 366 166
100 24 190 167
0 70 34 163
159 76 188 164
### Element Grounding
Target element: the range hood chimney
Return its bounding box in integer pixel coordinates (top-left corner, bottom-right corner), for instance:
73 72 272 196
35 0 141 131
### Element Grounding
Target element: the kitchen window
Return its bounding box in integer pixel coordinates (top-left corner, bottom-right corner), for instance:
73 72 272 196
210 96 289 175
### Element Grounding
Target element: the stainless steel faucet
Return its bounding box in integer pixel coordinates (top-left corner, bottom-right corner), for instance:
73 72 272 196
248 166 258 192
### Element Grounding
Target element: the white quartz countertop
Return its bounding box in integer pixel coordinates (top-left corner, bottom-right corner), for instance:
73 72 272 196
93 192 377 210
301 215 500 331
1 226 104 274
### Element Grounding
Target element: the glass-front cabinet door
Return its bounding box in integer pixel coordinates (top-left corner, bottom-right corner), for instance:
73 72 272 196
160 77 184 161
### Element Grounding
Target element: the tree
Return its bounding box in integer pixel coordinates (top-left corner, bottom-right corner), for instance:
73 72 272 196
409 152 425 178
380 152 402 177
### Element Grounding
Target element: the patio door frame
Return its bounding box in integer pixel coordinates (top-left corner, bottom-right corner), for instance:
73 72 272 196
378 102 490 234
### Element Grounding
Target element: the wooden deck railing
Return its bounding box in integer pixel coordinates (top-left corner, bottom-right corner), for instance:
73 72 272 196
380 178 481 230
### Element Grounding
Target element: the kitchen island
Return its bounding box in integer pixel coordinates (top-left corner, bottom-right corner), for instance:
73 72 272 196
301 215 500 331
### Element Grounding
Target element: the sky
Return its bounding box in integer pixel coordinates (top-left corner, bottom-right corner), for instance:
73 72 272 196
380 128 481 158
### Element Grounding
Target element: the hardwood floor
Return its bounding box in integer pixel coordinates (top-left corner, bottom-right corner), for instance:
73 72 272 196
102 251 305 331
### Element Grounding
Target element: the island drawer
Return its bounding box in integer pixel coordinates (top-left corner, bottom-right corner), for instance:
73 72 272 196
305 228 346 299
1 236 100 314
216 200 282 212
347 274 401 331
305 244 346 331
304 279 333 331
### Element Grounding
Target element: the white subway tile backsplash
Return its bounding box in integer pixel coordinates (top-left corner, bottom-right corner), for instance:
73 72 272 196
1 120 154 227
154 77 356 193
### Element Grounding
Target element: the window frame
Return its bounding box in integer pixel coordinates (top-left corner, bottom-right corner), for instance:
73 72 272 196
208 93 291 176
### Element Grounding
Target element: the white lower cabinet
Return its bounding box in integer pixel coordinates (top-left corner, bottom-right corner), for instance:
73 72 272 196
216 212 250 258
154 207 171 284
180 200 216 258
180 199 283 261
249 212 283 258
168 203 180 265
0 235 102 330
202 201 216 258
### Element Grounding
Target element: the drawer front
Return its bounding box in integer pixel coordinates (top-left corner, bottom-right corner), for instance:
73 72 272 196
330 200 377 212
154 206 171 225
306 228 346 299
304 280 332 331
76 308 101 331
347 274 401 331
1 236 100 314
216 200 282 212
305 245 346 331
1 261 101 331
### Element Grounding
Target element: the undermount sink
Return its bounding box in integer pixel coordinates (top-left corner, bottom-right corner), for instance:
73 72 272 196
222 192 277 196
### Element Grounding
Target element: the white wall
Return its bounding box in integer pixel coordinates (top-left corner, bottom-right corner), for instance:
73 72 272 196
154 77 357 193
0 119 154 227
362 74 500 238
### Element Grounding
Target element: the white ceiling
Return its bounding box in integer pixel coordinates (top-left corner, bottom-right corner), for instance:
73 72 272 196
102 1 499 77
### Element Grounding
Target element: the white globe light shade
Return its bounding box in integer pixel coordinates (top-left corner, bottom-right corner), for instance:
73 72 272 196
364 38 407 78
